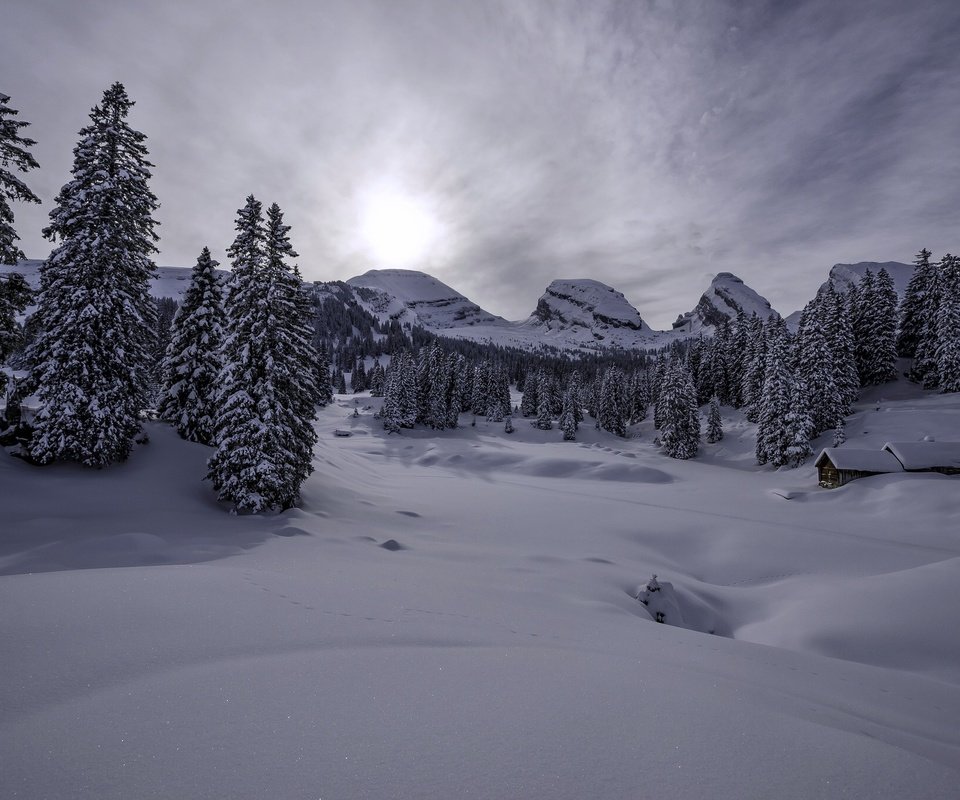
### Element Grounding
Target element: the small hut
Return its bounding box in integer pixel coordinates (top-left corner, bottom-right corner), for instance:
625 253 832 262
814 448 903 488
881 442 960 475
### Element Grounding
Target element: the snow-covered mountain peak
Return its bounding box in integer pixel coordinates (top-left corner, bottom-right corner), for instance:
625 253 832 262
672 272 779 333
345 268 503 329
823 261 914 299
525 278 651 336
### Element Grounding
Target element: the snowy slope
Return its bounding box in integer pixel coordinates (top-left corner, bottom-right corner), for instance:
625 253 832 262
671 272 780 333
2 379 960 798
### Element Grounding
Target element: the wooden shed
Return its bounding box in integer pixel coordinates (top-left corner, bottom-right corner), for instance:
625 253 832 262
881 442 960 475
814 448 903 488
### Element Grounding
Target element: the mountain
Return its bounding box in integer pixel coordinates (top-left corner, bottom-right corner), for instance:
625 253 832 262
785 261 914 330
345 269 504 329
0 260 225 303
671 272 779 333
518 279 656 348
819 261 914 299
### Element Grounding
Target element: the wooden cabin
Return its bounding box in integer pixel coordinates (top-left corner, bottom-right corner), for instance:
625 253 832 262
816 441 960 488
881 442 960 475
815 448 903 488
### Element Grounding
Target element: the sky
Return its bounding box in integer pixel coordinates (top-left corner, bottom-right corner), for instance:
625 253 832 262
2 0 959 329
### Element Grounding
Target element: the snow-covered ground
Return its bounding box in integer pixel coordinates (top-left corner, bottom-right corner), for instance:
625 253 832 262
2 381 959 799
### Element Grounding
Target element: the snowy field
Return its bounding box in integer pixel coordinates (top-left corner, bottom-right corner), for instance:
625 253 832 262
2 382 959 799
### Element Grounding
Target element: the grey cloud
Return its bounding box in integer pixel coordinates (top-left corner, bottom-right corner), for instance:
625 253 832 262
2 0 958 329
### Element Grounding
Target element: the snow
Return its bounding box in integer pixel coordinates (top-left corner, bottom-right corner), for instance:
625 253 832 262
815 447 903 472
2 376 960 798
882 440 960 470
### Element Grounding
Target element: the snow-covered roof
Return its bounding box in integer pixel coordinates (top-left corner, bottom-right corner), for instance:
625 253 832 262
815 448 903 473
881 442 960 471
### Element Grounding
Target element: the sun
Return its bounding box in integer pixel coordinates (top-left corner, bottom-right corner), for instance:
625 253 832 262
359 187 440 267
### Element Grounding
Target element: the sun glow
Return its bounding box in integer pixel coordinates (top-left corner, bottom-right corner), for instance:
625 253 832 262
359 187 440 267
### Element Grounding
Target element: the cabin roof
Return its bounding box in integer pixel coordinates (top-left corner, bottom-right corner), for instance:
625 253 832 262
881 441 960 470
815 448 903 473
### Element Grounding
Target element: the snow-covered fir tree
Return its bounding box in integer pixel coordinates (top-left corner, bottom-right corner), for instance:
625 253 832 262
521 368 539 418
741 316 767 423
206 198 318 512
314 341 334 405
658 359 700 459
935 254 960 393
794 298 840 437
158 247 225 444
783 379 813 467
628 370 648 423
832 415 846 447
897 248 934 359
381 350 417 431
706 396 723 443
822 281 860 411
756 320 795 467
0 272 31 393
29 83 159 466
598 366 628 437
369 360 385 397
352 357 367 393
535 370 553 430
336 371 347 394
0 92 41 265
852 268 897 386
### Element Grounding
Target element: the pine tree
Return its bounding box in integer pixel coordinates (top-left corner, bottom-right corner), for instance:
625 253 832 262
935 254 960 393
794 299 840 436
336 371 347 394
823 281 860 411
741 316 767 423
870 267 899 384
351 357 367 393
427 343 450 429
598 366 627 437
207 199 318 512
535 370 552 430
832 415 846 447
659 360 700 459
315 341 334 405
560 388 577 441
29 83 159 466
897 248 934 358
851 268 876 385
369 360 386 397
756 321 795 467
521 368 539 418
158 247 225 444
706 396 723 443
0 92 41 265
0 272 31 393
783 380 813 467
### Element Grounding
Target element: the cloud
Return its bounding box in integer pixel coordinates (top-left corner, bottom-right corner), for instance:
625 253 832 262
2 0 959 328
